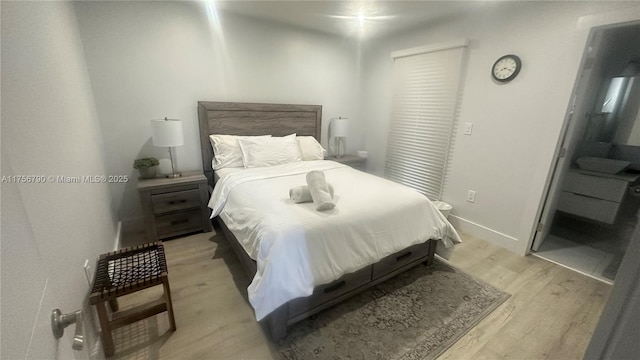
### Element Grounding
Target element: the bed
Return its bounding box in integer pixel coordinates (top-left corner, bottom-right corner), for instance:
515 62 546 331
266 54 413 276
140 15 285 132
197 101 461 340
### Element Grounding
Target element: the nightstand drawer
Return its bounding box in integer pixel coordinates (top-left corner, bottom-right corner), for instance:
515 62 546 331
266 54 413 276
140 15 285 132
137 172 213 242
156 209 203 239
152 189 201 214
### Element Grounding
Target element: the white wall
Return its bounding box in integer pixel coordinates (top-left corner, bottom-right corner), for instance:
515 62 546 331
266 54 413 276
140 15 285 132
360 1 640 254
1 1 117 358
74 1 361 231
62 0 640 253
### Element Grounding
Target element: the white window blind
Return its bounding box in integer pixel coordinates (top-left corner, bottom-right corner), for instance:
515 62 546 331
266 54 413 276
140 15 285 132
385 41 467 200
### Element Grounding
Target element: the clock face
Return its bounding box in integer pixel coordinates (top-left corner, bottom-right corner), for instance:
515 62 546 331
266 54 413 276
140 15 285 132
492 55 521 82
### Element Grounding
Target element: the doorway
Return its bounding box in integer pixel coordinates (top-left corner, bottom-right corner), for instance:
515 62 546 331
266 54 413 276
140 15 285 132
531 22 640 284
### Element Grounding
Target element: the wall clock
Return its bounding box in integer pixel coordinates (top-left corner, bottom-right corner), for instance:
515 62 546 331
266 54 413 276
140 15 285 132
491 54 522 83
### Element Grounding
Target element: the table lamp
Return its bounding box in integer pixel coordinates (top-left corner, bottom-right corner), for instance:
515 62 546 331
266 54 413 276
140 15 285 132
151 118 184 178
331 117 348 158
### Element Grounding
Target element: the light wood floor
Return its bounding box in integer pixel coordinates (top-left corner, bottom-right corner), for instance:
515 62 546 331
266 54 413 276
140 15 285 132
112 229 611 359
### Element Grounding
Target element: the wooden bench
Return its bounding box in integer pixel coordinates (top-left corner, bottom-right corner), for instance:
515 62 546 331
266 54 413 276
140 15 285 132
89 242 176 357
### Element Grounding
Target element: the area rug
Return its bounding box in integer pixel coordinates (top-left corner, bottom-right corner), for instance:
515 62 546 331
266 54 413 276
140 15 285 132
277 259 510 360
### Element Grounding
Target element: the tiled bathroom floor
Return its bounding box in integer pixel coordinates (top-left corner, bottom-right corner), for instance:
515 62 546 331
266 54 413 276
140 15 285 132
534 234 616 284
533 205 637 284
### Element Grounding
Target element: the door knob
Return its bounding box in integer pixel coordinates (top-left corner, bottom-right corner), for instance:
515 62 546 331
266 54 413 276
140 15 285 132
51 309 84 351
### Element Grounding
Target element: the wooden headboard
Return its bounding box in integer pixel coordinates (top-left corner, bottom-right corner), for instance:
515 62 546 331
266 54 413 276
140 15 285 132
197 101 323 186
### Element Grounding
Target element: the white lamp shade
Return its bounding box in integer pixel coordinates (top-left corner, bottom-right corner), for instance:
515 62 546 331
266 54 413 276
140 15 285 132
331 118 349 137
151 119 184 147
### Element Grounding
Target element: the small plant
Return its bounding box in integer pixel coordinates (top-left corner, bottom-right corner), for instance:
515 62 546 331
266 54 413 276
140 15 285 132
133 157 159 169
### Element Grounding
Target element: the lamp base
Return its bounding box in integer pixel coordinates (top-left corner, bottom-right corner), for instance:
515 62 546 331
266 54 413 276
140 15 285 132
335 137 345 158
166 147 181 178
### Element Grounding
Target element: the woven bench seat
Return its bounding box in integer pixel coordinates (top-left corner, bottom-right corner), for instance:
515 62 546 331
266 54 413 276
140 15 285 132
90 242 176 357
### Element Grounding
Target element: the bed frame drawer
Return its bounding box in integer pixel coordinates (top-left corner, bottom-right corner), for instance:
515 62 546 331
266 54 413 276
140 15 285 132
288 265 372 318
372 242 431 279
155 209 203 239
152 189 201 215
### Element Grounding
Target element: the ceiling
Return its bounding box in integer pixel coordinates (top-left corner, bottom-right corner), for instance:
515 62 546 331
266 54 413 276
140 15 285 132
214 1 487 39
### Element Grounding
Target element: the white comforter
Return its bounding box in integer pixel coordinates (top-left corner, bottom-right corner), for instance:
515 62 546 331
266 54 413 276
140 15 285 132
208 160 461 320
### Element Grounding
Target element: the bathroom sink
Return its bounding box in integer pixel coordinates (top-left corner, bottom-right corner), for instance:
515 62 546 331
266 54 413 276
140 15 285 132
576 157 630 174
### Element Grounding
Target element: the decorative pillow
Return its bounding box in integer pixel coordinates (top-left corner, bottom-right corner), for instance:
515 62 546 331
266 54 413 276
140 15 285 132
296 136 325 160
238 134 301 168
209 134 271 170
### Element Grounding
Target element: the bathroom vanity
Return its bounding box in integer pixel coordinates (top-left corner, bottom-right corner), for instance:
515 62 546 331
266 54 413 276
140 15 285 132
558 168 640 224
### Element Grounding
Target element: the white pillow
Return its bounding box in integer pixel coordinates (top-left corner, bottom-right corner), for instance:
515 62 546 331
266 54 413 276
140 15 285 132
209 134 271 170
296 136 325 160
238 134 301 168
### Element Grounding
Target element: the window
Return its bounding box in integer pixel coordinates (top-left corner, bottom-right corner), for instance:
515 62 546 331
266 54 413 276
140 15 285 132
385 40 467 200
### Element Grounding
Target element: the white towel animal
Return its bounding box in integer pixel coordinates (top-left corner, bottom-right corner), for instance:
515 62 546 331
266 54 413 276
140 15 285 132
289 184 335 203
305 171 335 211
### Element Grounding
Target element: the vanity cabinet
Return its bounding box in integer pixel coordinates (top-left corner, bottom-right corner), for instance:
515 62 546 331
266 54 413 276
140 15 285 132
557 169 635 224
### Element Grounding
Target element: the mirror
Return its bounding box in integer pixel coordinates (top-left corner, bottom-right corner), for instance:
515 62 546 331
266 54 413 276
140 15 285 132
584 75 640 146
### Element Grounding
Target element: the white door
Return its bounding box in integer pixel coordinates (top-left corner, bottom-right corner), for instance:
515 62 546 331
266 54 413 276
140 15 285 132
1 156 90 359
531 29 606 251
531 119 573 251
2 1 118 357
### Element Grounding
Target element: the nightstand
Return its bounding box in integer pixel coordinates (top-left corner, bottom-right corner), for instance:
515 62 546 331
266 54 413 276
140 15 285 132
137 172 212 241
326 154 367 171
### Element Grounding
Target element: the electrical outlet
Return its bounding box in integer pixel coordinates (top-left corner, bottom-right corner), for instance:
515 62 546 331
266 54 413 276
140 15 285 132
463 122 473 135
467 190 476 203
83 259 93 286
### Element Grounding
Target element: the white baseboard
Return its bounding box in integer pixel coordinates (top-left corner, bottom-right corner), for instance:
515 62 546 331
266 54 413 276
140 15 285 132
114 221 122 251
448 215 523 255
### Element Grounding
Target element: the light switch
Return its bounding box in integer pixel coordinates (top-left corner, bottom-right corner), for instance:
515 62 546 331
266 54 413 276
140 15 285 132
464 123 473 135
